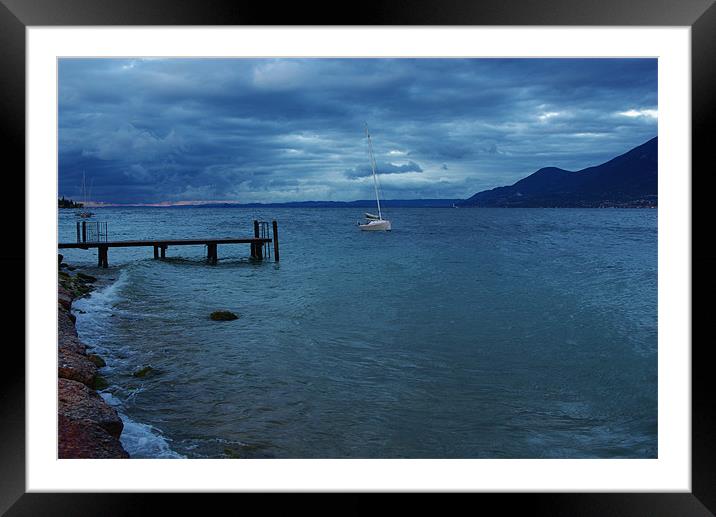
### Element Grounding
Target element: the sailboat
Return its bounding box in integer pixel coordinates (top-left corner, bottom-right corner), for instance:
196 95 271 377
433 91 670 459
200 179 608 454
77 171 94 218
358 124 391 231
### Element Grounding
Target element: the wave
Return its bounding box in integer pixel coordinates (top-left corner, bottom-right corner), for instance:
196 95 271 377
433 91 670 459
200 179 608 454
74 270 184 459
100 392 184 458
73 269 131 349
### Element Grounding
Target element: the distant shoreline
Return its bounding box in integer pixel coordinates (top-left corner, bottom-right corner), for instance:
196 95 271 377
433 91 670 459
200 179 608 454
60 201 657 209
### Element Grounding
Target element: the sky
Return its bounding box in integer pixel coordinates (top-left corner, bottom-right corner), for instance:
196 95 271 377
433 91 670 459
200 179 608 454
58 58 657 205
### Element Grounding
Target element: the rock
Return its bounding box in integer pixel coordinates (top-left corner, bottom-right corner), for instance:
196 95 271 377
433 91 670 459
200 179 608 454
76 272 97 283
59 273 93 298
58 414 129 459
71 282 92 297
210 310 239 321
58 333 85 355
58 307 86 354
87 354 106 367
58 308 78 336
132 365 155 378
58 348 98 386
93 375 109 390
58 285 73 311
58 378 124 438
224 447 242 458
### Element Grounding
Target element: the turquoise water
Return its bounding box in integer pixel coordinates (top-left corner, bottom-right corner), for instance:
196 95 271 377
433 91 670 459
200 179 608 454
60 207 657 458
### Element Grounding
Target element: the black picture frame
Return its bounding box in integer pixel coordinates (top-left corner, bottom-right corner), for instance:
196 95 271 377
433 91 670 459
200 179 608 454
2 0 712 514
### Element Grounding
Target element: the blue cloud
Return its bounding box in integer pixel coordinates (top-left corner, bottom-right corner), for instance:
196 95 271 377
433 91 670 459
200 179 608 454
58 58 657 203
344 160 424 179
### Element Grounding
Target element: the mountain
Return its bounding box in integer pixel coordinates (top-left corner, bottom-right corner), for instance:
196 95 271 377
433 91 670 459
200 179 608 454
459 137 658 208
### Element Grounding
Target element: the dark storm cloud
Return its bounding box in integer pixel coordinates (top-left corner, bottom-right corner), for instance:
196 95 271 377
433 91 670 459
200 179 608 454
58 58 657 203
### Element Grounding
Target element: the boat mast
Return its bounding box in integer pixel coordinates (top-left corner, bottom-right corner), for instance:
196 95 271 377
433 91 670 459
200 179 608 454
365 124 382 220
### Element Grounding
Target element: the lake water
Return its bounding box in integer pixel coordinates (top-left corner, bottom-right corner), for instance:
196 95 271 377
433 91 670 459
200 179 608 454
59 207 657 458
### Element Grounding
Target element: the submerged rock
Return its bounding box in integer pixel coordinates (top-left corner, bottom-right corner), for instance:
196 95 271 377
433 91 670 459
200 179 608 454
132 365 155 378
224 447 242 459
87 354 106 367
93 375 110 390
59 272 93 298
210 310 239 321
76 272 97 283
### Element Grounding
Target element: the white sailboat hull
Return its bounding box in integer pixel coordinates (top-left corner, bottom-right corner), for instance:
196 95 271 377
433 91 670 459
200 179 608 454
359 219 391 231
358 124 393 232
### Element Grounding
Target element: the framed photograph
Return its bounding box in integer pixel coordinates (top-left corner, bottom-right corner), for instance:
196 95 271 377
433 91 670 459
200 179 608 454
4 0 712 513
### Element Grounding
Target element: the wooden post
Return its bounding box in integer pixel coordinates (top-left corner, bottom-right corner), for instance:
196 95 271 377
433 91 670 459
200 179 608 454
82 221 87 243
99 246 108 268
272 220 280 262
251 220 260 258
160 245 166 259
76 222 81 243
255 239 263 260
207 243 217 264
97 247 103 267
153 245 159 259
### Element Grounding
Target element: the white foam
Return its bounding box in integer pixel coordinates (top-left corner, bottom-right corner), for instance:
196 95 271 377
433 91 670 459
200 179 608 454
73 269 131 348
77 273 184 459
74 269 129 306
118 415 185 459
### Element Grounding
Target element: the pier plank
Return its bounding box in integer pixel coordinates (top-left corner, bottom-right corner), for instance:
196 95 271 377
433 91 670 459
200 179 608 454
60 220 279 267
59 237 271 249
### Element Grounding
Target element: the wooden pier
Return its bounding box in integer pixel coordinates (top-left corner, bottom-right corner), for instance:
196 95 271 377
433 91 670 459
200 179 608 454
59 220 280 268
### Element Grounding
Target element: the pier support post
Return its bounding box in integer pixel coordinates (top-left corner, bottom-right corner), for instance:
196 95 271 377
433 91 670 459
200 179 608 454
251 220 260 259
207 243 217 265
76 222 81 244
81 221 87 243
153 245 159 259
272 220 280 262
160 245 167 259
98 246 108 268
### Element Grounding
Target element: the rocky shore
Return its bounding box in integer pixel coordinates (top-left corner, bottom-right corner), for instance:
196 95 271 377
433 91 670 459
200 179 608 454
57 256 129 458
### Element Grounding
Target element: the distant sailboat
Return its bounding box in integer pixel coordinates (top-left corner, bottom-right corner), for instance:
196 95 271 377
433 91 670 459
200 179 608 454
358 124 391 231
77 171 94 218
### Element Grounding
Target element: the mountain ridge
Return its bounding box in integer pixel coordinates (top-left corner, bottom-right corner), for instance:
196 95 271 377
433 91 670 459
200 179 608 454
459 137 658 208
